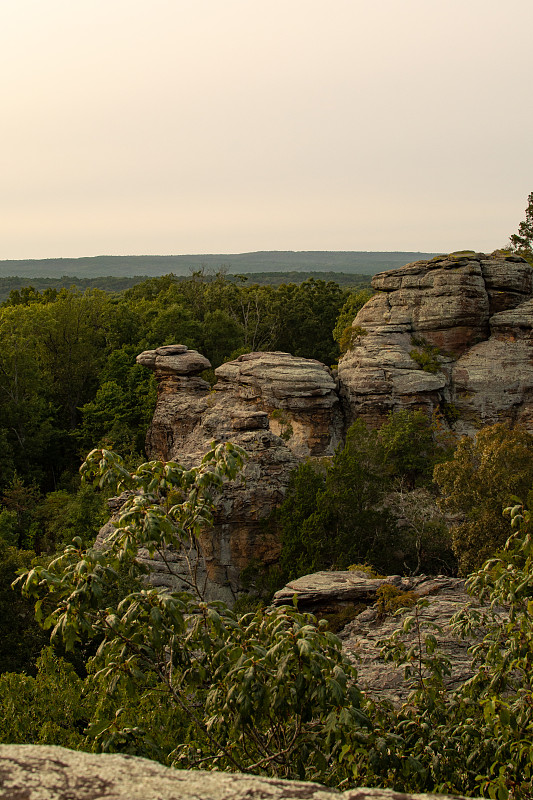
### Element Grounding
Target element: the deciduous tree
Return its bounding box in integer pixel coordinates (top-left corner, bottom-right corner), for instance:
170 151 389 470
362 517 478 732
433 423 533 573
15 442 370 780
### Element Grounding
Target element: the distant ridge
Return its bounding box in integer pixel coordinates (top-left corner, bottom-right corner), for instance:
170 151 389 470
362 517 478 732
0 251 439 278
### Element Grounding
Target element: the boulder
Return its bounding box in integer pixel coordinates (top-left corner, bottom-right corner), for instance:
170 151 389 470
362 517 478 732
0 744 480 800
272 570 403 611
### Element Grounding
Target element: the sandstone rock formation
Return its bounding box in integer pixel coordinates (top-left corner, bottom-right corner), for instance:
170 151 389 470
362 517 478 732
338 251 533 432
0 744 480 800
142 348 342 464
95 347 341 601
274 570 502 705
273 570 404 612
452 298 533 433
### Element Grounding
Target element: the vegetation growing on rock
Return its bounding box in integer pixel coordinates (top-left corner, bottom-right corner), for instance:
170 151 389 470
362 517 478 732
277 411 454 582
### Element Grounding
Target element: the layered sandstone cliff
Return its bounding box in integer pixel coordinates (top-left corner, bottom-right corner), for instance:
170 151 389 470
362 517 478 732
338 250 533 433
127 346 341 600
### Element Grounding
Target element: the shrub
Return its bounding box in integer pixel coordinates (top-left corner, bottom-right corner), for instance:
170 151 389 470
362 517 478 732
409 336 441 374
434 423 533 573
278 413 454 581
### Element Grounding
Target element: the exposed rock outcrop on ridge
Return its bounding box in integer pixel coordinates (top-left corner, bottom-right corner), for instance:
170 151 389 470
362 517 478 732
0 744 480 800
338 251 533 432
215 351 343 458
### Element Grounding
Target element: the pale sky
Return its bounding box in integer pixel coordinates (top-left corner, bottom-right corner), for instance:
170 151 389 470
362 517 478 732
1 0 532 259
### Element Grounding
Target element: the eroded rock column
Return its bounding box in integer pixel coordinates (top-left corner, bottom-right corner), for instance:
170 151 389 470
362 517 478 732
134 347 342 600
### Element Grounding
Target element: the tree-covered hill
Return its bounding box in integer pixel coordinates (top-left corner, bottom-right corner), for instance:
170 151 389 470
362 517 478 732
0 251 438 279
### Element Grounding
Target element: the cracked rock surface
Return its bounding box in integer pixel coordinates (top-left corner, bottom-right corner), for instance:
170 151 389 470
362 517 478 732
0 745 479 800
274 570 508 705
338 251 533 432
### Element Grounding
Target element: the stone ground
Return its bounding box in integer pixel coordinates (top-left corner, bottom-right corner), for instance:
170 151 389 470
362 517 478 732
0 745 479 800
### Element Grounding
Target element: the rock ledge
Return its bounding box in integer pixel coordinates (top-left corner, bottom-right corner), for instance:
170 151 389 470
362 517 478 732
0 745 479 800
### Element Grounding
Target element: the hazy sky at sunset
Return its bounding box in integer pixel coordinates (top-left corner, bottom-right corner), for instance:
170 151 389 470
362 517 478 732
2 0 532 259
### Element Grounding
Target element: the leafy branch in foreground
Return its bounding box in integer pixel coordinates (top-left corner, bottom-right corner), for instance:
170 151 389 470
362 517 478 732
9 439 533 795
79 441 247 599
366 500 533 799
14 441 370 781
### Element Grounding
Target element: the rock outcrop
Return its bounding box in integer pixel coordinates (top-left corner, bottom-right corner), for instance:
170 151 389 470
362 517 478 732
338 251 533 432
340 575 477 703
273 570 405 612
451 298 533 433
142 348 342 465
99 347 340 601
274 570 504 704
0 744 480 800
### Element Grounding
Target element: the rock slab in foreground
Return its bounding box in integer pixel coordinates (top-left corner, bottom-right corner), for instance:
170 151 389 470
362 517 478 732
0 745 478 800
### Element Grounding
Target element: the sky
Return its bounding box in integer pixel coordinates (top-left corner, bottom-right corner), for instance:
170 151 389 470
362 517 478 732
1 0 532 259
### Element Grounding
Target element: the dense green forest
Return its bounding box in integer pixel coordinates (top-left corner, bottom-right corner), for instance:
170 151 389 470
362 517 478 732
1 253 533 798
0 271 372 303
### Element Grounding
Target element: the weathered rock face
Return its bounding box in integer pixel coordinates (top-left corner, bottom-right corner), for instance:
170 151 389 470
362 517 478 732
274 570 505 705
215 352 343 458
0 744 480 800
126 348 341 600
340 575 477 703
273 570 405 612
142 348 341 465
140 345 213 462
452 299 533 433
338 251 533 431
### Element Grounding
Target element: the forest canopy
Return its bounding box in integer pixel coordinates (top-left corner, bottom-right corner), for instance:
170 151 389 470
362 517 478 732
0 272 359 498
